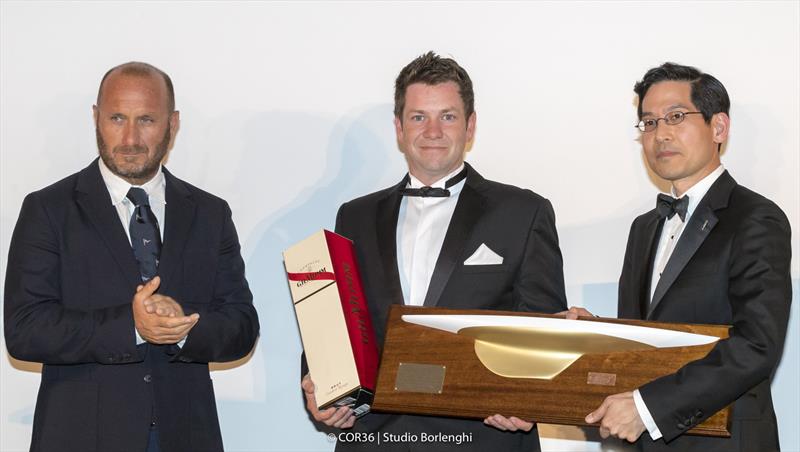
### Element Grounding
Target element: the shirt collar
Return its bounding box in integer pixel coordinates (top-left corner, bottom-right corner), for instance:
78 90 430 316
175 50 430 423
407 163 467 195
669 164 725 219
98 158 166 206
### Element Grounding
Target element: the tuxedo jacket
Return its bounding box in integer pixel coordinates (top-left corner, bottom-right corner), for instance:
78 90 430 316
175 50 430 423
618 171 791 452
4 159 260 452
331 163 567 451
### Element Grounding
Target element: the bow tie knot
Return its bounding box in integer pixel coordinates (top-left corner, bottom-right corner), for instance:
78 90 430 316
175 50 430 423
399 166 468 198
400 186 450 197
656 193 689 221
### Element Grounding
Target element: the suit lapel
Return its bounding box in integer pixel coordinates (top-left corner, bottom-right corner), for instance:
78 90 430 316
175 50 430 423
375 182 405 307
423 166 487 307
647 171 735 318
156 168 196 293
636 213 663 320
75 160 141 290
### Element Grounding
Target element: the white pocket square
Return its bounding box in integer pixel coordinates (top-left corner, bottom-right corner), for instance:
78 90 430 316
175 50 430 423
464 243 504 265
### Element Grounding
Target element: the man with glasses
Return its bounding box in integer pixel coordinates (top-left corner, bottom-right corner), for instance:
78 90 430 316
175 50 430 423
579 62 791 451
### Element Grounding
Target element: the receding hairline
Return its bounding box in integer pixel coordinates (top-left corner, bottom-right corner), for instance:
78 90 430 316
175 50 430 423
96 62 175 112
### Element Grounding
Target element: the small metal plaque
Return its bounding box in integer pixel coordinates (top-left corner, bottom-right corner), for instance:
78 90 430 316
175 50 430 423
394 363 446 394
587 372 617 386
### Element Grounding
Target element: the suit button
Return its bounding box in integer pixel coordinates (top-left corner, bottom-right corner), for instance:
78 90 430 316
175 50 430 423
696 410 703 417
677 423 686 430
179 356 191 363
143 374 152 383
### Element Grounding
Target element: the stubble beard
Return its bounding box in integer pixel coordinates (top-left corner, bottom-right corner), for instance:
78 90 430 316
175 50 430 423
96 124 171 183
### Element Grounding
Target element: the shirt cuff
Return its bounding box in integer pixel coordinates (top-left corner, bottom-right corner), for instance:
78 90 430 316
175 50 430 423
135 329 186 348
135 329 146 345
633 389 663 440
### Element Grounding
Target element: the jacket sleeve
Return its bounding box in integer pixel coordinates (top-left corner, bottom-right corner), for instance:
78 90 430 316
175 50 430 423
4 192 140 365
175 202 259 363
512 198 568 314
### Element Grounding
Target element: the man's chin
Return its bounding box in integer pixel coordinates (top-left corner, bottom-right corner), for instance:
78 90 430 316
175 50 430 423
108 162 157 182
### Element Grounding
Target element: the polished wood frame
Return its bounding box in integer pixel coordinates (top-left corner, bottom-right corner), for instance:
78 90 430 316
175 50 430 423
373 305 731 437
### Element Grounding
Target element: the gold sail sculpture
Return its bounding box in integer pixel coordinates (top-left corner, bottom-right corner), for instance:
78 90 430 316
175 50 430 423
403 315 718 380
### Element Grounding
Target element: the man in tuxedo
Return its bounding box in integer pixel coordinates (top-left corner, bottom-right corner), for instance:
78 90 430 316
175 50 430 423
301 52 567 451
4 62 260 452
580 63 792 451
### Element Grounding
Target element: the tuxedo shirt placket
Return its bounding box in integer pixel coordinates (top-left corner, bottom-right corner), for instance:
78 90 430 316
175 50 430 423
397 165 465 306
650 216 685 302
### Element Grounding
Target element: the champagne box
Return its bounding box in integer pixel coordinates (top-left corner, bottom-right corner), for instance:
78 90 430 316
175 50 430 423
284 230 378 417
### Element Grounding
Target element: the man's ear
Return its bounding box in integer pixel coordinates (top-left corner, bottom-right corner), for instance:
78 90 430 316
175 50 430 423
168 110 181 150
711 112 730 144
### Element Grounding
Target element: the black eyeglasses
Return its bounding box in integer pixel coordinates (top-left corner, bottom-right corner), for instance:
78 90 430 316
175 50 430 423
636 111 703 132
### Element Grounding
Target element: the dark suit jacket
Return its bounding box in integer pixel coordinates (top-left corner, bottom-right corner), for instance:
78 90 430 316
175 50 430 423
617 171 791 452
4 159 260 452
331 163 567 451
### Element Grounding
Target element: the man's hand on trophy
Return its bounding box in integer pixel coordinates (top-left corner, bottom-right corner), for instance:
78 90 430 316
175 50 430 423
559 306 596 320
484 414 534 432
585 391 645 443
302 374 356 429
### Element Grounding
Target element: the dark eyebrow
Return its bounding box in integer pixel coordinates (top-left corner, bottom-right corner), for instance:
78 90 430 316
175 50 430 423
641 103 693 117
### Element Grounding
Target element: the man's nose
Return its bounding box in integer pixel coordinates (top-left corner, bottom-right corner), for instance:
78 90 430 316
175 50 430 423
654 120 672 143
121 122 141 146
423 118 443 139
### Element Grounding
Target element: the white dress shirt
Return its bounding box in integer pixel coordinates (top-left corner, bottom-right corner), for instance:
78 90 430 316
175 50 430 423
98 158 173 346
98 158 166 244
635 164 725 440
397 164 466 306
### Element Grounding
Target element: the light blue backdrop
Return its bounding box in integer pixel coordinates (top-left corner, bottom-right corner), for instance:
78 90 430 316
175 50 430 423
2 2 798 451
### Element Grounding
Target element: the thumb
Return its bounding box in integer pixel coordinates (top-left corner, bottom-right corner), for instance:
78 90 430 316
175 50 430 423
302 375 315 393
135 276 161 301
586 402 608 424
142 276 161 295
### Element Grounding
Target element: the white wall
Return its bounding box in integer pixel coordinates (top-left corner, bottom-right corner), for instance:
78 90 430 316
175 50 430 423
1 2 798 451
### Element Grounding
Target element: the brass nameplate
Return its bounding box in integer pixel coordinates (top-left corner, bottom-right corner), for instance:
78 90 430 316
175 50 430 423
587 372 617 386
394 363 446 394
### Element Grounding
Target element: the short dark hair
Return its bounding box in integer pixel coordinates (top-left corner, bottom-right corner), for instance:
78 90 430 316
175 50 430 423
634 62 729 123
97 61 175 112
394 51 474 122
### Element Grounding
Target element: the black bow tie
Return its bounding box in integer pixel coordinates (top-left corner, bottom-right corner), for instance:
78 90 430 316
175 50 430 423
400 186 450 197
399 166 468 198
656 193 689 221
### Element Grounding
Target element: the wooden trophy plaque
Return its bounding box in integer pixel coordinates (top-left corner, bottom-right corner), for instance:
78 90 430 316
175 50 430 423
372 305 731 437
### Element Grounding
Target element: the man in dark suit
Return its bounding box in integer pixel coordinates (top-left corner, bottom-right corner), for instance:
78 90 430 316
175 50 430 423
4 62 260 452
580 63 791 451
301 52 567 451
